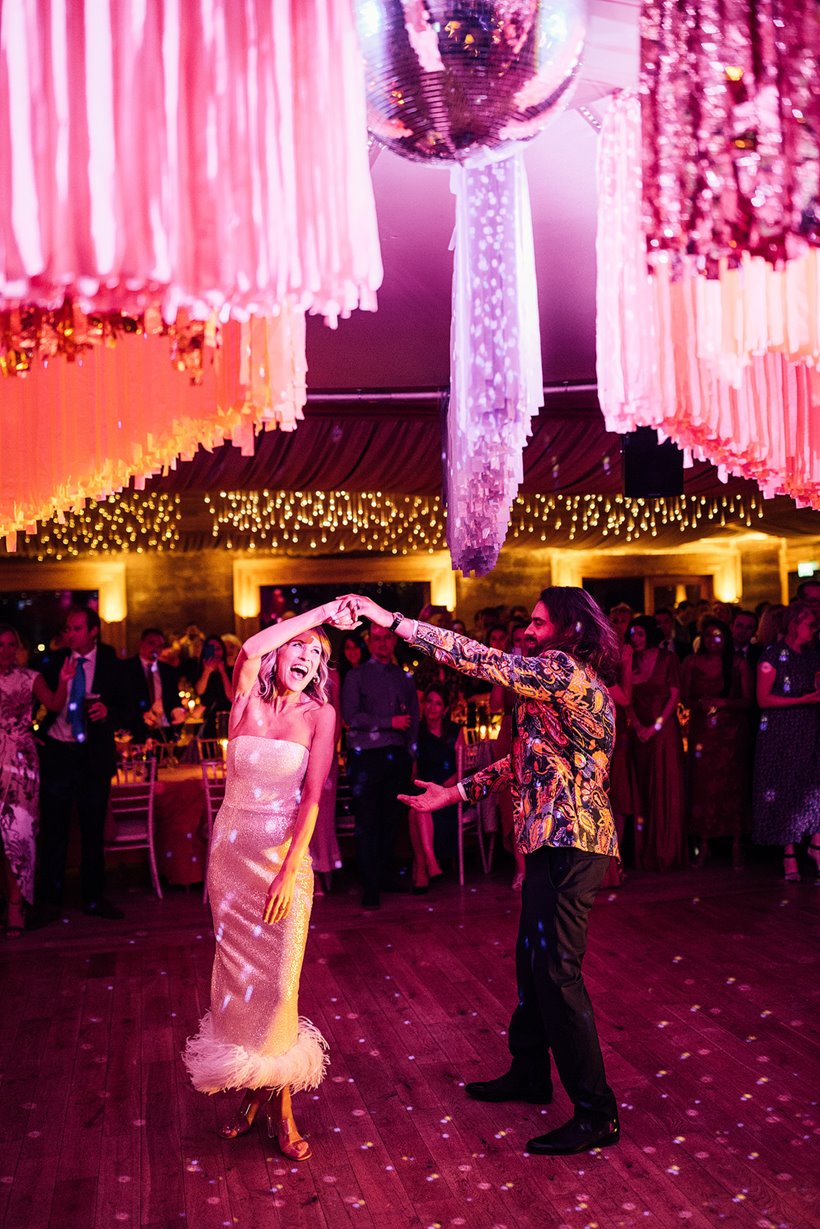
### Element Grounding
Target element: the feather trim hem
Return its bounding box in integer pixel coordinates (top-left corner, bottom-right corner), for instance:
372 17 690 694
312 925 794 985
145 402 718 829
183 1012 329 1094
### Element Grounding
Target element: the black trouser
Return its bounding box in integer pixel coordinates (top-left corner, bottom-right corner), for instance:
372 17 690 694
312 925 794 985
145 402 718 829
38 740 112 905
346 745 412 901
508 844 617 1122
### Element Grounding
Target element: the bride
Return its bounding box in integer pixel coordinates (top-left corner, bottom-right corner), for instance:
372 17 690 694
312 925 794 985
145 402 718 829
184 599 355 1160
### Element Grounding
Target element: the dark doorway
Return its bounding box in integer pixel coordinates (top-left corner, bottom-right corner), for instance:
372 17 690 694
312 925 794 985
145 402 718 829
582 577 645 615
0 589 99 657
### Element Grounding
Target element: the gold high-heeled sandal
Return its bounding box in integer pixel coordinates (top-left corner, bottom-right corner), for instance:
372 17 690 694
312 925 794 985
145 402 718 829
218 1089 271 1139
266 1111 312 1162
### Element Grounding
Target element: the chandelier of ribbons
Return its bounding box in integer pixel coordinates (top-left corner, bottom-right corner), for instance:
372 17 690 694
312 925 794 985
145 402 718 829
596 0 819 509
357 0 588 575
0 0 382 546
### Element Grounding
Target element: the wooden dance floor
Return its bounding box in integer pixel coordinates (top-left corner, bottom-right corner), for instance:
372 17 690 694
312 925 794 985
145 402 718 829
1 861 818 1229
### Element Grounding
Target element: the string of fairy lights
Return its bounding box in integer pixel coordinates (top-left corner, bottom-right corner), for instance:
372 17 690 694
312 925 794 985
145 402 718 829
8 488 765 559
15 493 183 560
204 489 764 552
205 490 445 553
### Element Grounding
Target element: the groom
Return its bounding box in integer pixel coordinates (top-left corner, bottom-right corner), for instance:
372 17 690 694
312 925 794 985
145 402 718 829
339 588 621 1156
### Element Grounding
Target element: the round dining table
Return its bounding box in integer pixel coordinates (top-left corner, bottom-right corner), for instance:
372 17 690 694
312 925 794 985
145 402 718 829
153 764 209 887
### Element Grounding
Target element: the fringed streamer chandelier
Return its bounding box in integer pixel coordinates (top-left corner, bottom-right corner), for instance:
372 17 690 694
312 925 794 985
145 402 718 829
596 2 819 509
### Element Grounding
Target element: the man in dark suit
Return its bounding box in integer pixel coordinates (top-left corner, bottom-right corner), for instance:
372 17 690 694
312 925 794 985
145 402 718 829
123 627 183 742
655 607 692 661
731 609 762 670
36 606 128 920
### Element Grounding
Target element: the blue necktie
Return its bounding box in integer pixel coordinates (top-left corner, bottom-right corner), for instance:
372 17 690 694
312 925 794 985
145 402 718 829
69 657 88 742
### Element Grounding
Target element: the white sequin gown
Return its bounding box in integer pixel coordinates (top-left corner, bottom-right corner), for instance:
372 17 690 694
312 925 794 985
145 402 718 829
184 735 328 1093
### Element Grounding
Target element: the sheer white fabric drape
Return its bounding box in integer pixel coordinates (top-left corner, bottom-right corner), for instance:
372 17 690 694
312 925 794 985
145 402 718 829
447 151 543 575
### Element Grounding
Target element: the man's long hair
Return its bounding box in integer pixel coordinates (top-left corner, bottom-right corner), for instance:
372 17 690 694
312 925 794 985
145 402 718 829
538 587 621 686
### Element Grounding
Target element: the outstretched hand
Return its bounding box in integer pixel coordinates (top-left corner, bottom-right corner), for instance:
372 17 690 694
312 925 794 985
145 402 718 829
398 779 460 812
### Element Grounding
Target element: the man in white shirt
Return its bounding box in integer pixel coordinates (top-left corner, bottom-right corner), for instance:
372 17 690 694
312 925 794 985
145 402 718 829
36 607 126 921
122 628 184 742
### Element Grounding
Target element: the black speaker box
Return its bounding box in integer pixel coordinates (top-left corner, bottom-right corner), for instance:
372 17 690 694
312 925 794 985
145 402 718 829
622 427 684 497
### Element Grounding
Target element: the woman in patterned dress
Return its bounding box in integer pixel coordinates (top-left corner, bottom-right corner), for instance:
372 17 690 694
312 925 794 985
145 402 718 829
752 602 820 881
0 625 73 936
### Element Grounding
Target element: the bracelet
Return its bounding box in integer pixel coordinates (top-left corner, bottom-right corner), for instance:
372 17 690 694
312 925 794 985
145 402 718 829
389 611 403 633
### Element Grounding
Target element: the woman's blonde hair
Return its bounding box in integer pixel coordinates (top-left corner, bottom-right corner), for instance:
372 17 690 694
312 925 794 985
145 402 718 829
257 626 331 706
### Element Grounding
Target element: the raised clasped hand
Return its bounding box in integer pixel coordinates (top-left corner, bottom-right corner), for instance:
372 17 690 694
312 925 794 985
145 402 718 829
334 594 391 627
322 597 361 631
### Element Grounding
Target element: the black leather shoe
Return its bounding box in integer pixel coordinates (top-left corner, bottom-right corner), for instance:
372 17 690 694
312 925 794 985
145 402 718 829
84 898 124 920
361 894 380 911
526 1114 620 1156
465 1068 553 1105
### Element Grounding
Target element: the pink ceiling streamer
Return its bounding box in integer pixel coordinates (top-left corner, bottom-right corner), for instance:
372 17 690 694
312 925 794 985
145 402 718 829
0 0 382 545
596 2 819 509
0 0 381 325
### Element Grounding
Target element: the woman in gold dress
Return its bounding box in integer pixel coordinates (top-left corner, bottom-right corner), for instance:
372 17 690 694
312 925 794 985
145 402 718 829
184 600 353 1160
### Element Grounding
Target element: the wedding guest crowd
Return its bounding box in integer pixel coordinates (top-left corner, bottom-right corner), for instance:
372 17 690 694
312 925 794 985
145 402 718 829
2 576 819 937
596 588 819 882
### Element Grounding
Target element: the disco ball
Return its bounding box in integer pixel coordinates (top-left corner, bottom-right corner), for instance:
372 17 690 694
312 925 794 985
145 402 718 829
355 0 588 166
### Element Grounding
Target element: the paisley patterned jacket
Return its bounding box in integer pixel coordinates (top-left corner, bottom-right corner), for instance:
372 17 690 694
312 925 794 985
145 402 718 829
408 622 618 857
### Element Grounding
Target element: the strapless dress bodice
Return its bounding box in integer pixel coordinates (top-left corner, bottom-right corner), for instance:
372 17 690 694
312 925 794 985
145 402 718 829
223 735 308 811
